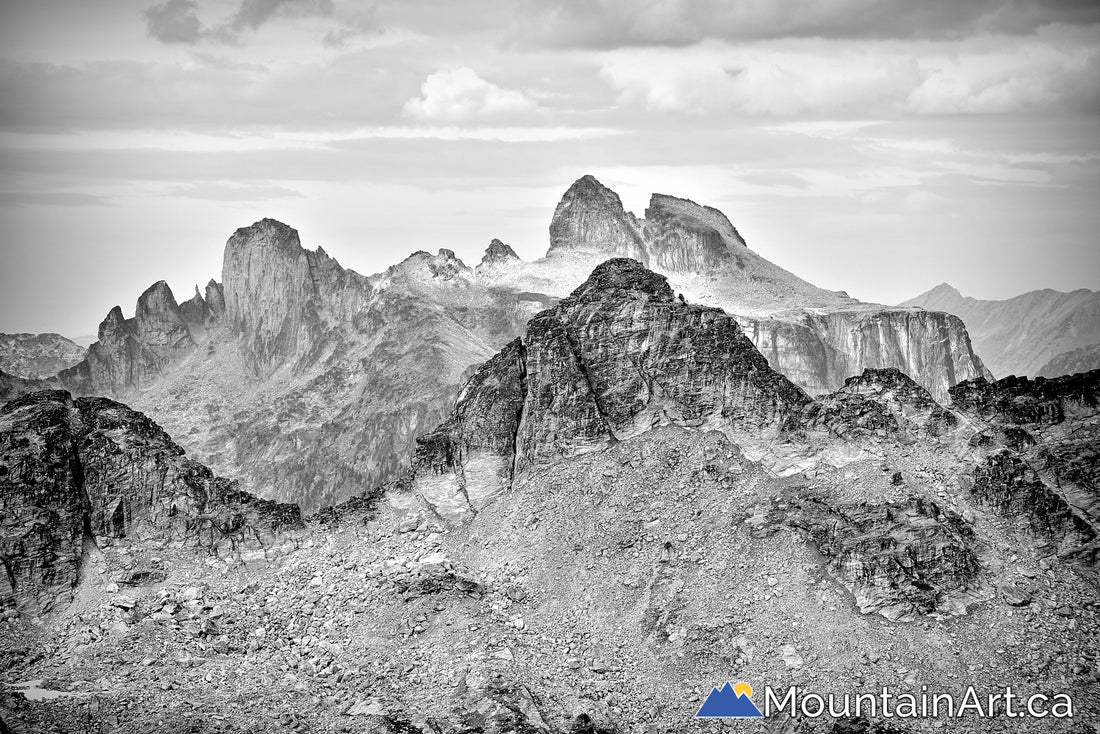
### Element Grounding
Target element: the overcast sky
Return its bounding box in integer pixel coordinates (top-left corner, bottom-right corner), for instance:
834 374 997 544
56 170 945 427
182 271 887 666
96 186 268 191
1 0 1098 337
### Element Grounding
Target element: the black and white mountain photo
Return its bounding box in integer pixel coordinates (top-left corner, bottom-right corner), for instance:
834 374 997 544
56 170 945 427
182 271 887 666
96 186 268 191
1 1 1099 733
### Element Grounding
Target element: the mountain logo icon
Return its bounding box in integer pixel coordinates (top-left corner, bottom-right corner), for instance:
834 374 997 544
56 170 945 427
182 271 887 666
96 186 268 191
695 681 764 718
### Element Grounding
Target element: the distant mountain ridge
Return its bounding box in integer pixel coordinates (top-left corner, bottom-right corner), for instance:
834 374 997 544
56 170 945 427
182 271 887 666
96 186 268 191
900 283 1100 378
0 332 85 378
1 176 991 511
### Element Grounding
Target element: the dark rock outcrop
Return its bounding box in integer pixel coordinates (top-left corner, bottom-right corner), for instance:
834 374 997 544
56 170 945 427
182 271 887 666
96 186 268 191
0 390 301 613
412 259 811 518
798 367 957 440
785 494 982 620
0 391 90 612
967 451 1096 560
952 370 1100 563
950 371 1100 425
412 339 527 517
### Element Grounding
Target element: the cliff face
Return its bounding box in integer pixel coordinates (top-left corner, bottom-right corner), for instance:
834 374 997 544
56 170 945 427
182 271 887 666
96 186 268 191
901 283 1100 378
411 259 810 519
547 175 647 261
0 333 86 379
739 308 990 402
0 390 301 613
221 219 373 377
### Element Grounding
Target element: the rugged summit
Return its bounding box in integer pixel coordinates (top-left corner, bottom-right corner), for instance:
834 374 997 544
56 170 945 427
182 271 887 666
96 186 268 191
901 283 1100 378
222 219 371 377
475 238 521 276
5 176 992 511
57 280 198 395
0 333 85 379
0 390 300 613
411 259 810 519
490 175 990 401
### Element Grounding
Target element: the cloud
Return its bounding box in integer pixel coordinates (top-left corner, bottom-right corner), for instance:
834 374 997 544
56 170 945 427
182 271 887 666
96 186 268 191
145 0 204 44
402 67 538 122
599 33 1100 117
168 182 303 200
513 0 1100 48
142 0 378 46
600 43 923 116
0 191 113 207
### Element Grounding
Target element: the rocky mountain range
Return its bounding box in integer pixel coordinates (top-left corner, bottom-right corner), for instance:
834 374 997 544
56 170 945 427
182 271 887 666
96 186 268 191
1 259 1097 732
900 282 1100 379
0 176 992 513
0 333 85 379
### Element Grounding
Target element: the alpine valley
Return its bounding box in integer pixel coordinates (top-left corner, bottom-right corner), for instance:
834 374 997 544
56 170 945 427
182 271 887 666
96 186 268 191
1 177 1097 734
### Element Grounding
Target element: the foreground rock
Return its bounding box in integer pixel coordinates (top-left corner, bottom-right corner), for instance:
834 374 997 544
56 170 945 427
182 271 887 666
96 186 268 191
412 259 810 519
0 390 301 613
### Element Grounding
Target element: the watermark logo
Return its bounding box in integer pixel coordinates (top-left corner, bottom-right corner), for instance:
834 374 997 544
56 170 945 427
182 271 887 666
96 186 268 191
694 682 1074 721
696 682 764 718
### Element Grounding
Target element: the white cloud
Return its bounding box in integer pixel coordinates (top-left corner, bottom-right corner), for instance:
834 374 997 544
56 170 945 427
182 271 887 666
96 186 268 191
598 33 1100 117
402 67 538 122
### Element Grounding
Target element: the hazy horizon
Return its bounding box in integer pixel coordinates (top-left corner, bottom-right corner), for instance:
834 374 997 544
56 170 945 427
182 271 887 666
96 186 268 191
2 0 1099 337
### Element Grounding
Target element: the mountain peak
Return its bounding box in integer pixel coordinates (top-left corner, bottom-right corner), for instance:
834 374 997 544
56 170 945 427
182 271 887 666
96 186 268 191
563 257 675 305
548 175 646 260
136 280 180 318
227 218 303 257
930 282 963 299
476 238 521 276
646 192 747 249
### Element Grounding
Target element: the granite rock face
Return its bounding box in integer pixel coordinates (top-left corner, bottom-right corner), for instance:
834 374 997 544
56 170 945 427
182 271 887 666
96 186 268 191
738 308 989 403
0 333 86 379
0 390 301 613
548 175 647 261
412 259 811 518
642 193 746 273
221 219 371 377
58 281 196 394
